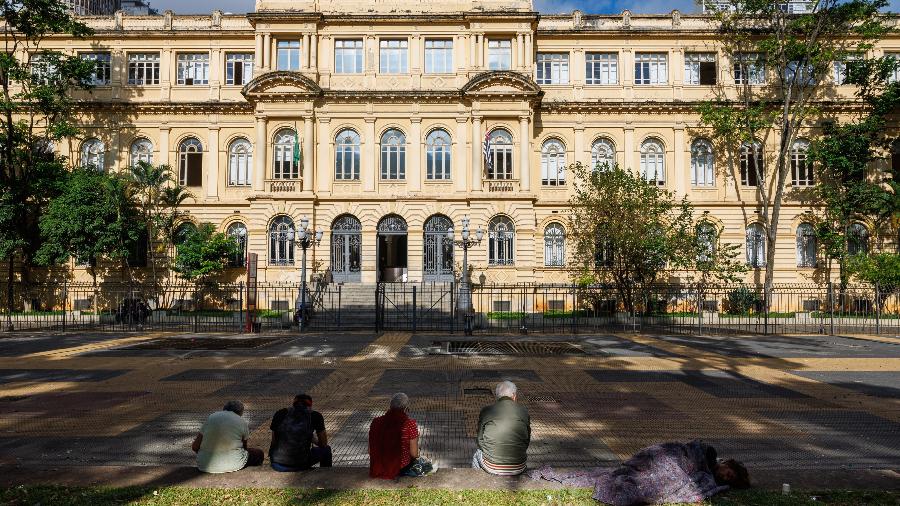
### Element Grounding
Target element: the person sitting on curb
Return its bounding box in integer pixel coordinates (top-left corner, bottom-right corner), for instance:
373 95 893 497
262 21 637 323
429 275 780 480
269 393 333 472
192 400 264 474
368 392 435 479
472 381 531 476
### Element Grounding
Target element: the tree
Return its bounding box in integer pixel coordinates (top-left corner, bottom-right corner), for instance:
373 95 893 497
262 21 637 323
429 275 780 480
685 218 748 310
698 0 890 301
568 162 696 314
173 223 239 283
846 252 900 313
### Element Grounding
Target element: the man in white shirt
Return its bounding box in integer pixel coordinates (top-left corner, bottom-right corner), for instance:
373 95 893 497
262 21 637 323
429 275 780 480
192 400 264 473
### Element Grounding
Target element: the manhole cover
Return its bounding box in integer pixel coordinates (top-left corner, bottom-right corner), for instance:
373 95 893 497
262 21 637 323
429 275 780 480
463 387 494 396
446 341 585 355
128 337 284 350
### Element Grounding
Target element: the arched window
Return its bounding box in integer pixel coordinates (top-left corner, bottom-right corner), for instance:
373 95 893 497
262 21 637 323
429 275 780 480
273 129 298 179
541 139 566 186
594 232 612 268
544 223 565 267
228 138 252 186
746 223 766 268
80 138 105 171
130 138 153 167
269 215 295 265
691 139 715 187
426 129 452 180
178 137 203 187
591 138 615 171
696 222 717 263
380 128 406 180
740 141 762 187
488 216 515 266
331 214 362 282
791 139 812 186
848 223 869 256
486 129 513 180
227 222 248 267
335 129 361 181
796 223 816 267
173 222 197 257
640 138 665 185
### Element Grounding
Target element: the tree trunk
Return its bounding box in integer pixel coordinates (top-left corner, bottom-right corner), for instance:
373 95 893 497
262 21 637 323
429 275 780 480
5 257 13 331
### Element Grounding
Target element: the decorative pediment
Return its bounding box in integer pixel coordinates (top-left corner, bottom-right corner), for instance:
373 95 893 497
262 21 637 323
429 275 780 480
242 71 323 102
461 71 543 102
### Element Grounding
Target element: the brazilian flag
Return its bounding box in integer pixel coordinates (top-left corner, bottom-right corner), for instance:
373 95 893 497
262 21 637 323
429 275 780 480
293 130 302 169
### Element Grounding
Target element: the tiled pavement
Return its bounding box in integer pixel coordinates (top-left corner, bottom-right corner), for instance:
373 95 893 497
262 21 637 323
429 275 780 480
0 330 898 474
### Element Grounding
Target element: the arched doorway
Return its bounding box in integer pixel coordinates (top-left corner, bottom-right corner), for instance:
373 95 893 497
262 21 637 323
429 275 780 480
423 215 454 282
378 215 408 282
331 215 362 283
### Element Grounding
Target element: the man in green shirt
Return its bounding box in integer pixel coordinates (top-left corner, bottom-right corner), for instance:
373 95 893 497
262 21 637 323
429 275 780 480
472 381 531 475
192 400 264 473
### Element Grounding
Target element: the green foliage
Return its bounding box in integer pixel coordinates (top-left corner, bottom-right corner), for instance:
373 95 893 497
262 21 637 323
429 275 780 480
173 223 239 282
486 311 526 320
726 286 762 315
846 253 900 293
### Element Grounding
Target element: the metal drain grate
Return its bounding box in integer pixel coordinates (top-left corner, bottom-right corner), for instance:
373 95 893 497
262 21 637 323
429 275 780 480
129 337 284 350
446 341 585 355
463 388 494 396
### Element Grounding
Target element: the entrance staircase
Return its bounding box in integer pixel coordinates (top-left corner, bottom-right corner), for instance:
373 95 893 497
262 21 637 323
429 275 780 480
307 283 379 330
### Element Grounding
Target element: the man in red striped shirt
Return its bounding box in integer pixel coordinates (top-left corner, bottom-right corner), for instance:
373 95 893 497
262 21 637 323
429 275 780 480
472 381 531 476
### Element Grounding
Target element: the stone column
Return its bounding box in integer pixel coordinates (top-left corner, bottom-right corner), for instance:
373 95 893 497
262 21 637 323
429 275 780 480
303 115 314 192
519 115 531 192
158 125 171 167
574 125 585 167
469 33 477 72
254 115 267 192
302 33 311 70
471 115 483 192
207 125 220 199
310 34 318 70
476 34 483 68
524 33 533 69
263 33 271 70
409 117 422 192
516 33 525 70
255 34 264 70
623 124 635 173
455 117 468 193
364 118 377 192
316 117 331 193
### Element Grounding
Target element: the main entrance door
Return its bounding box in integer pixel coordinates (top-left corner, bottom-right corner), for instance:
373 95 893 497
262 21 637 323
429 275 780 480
377 215 408 282
331 215 362 283
423 215 454 282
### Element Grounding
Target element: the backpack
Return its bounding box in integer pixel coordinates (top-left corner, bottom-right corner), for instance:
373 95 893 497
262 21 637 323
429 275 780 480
270 406 314 468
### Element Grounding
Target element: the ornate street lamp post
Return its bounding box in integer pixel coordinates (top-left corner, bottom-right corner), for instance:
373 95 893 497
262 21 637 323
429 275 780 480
288 216 323 330
446 216 483 335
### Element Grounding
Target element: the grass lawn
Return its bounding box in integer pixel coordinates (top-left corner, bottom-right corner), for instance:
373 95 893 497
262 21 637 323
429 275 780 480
0 487 897 506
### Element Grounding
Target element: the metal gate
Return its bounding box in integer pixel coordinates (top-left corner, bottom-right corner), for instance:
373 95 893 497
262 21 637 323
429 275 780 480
423 215 454 282
331 214 362 283
375 282 456 331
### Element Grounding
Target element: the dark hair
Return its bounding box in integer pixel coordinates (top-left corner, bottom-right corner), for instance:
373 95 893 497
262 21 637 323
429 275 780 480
718 459 751 489
293 394 313 408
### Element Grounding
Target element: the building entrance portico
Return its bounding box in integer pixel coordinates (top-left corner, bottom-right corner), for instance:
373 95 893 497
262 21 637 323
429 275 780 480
377 215 408 282
331 215 362 283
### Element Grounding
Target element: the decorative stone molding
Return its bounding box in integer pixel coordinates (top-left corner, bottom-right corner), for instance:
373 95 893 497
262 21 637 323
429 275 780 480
461 71 543 102
241 71 324 103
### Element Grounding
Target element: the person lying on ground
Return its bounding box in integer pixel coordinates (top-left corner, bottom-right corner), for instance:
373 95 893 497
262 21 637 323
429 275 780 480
529 440 749 506
269 393 333 472
472 381 531 476
368 392 435 479
192 400 264 474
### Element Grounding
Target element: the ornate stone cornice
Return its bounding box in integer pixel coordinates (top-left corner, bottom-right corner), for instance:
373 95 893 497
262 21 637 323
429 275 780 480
461 71 544 102
75 101 253 114
539 99 871 114
242 71 323 103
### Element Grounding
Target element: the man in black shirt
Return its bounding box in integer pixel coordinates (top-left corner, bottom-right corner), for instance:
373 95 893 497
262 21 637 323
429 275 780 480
269 393 332 471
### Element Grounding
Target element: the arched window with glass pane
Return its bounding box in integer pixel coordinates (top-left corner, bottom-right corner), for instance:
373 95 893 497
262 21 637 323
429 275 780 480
640 138 665 185
269 216 295 265
696 222 717 263
81 138 105 171
848 223 869 256
691 139 715 187
796 223 817 267
130 138 153 167
740 142 762 187
541 139 566 186
335 129 361 180
746 223 766 267
380 129 406 180
544 223 565 267
178 138 203 187
488 216 515 266
791 139 812 186
487 129 513 180
228 138 252 186
227 222 248 267
591 138 615 171
426 129 451 180
273 129 298 179
173 222 197 257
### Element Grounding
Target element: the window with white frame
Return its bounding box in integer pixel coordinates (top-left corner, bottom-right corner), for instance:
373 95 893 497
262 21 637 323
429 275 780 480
425 39 453 74
685 52 717 85
486 129 514 180
228 138 252 186
276 40 301 71
887 53 900 83
80 138 105 171
29 53 57 84
848 223 869 256
696 222 717 263
691 139 715 187
335 39 364 74
536 53 569 85
226 53 254 85
746 223 766 267
178 138 203 187
591 138 615 170
833 53 861 85
379 39 408 74
585 52 617 85
176 53 209 85
273 129 299 179
127 53 160 85
791 139 812 186
380 129 406 180
796 223 816 267
640 138 665 185
81 52 111 86
488 216 515 266
227 222 248 267
785 60 816 86
541 139 566 186
335 129 361 180
426 129 451 180
130 138 153 167
740 142 762 186
634 53 667 85
733 53 765 85
269 215 295 266
488 39 512 70
544 223 565 267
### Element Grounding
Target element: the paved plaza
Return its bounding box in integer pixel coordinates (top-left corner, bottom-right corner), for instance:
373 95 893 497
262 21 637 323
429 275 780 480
0 330 898 483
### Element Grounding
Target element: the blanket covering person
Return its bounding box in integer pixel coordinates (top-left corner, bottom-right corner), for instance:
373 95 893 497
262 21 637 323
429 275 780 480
529 440 730 505
368 407 410 479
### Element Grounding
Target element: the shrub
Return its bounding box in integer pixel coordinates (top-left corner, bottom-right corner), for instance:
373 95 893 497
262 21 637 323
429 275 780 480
726 286 761 315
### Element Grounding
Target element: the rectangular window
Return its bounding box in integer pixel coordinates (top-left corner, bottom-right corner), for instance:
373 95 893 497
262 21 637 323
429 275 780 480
585 52 618 85
334 39 364 74
733 53 765 85
741 145 761 187
379 39 408 74
127 52 160 85
276 40 301 71
425 39 453 74
536 53 570 85
488 39 511 70
176 53 209 85
81 52 111 86
685 52 717 85
226 53 254 86
634 53 667 85
785 60 816 86
29 54 57 84
886 53 900 83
